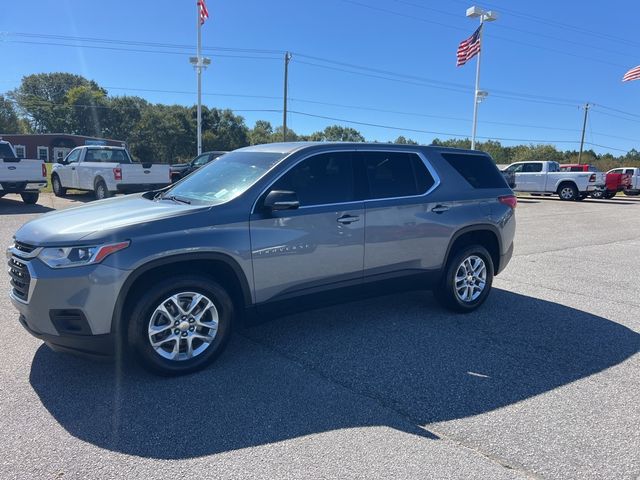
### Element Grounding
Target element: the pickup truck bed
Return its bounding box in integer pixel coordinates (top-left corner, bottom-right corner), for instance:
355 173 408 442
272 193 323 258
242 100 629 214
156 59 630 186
0 141 47 204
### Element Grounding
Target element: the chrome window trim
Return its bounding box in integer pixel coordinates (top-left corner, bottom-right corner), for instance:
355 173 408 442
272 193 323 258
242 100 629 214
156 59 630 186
251 147 441 214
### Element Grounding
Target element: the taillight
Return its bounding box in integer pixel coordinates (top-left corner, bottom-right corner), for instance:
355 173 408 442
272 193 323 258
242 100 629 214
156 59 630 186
498 195 517 209
113 167 122 181
41 163 47 178
589 174 596 182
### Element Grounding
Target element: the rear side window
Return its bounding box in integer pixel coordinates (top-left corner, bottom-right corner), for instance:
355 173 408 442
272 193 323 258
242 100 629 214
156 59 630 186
625 169 635 175
441 153 508 189
362 152 435 199
272 152 354 206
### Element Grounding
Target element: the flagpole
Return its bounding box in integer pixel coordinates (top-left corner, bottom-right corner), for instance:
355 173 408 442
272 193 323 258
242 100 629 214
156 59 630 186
196 3 203 156
470 18 483 150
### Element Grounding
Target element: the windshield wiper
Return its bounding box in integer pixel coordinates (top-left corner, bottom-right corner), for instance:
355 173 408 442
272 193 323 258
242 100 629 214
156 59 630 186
162 194 191 205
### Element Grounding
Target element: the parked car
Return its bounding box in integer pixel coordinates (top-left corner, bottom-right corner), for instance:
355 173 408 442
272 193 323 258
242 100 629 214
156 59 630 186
608 167 640 196
502 160 606 201
8 143 516 375
0 140 47 204
51 146 171 199
170 151 226 183
560 164 631 199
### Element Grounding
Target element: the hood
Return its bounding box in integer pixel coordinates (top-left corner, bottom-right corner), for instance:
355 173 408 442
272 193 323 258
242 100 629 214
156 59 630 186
14 194 207 246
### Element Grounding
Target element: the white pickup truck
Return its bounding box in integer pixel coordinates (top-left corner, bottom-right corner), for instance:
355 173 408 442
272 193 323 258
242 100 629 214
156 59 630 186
51 146 171 199
608 167 640 196
502 160 606 201
0 140 47 204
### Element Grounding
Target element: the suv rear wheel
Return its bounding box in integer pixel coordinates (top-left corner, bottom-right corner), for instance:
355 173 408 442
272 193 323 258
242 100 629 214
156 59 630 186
128 275 234 375
435 245 494 313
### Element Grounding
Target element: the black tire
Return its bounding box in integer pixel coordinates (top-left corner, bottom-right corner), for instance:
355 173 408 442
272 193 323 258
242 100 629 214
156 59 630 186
590 189 604 199
127 275 234 376
623 191 639 197
52 174 66 197
435 245 494 313
604 191 617 199
557 183 579 201
576 194 586 201
94 180 112 200
20 192 39 205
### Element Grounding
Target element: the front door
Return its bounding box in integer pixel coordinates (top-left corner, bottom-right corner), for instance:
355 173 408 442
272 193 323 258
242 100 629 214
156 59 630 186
250 151 365 304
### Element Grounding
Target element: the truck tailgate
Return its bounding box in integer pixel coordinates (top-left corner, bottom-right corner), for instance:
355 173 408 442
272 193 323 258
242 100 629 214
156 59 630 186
120 164 170 185
0 159 45 182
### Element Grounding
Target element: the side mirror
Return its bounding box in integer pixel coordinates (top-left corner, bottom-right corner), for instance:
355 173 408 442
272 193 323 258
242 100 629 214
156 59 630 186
264 190 299 211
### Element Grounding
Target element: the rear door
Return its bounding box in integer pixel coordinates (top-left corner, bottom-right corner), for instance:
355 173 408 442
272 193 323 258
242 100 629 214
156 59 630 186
519 162 545 192
250 150 365 303
358 150 444 275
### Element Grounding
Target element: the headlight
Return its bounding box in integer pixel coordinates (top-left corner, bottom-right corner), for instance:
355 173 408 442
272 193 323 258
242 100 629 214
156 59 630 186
38 241 130 269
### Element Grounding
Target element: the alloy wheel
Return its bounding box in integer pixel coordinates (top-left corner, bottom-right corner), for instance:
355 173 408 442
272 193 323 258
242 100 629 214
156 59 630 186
147 292 219 361
454 255 487 303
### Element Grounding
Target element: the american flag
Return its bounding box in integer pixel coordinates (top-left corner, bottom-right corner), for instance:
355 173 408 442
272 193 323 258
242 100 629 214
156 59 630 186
198 0 209 25
623 65 640 82
457 25 482 67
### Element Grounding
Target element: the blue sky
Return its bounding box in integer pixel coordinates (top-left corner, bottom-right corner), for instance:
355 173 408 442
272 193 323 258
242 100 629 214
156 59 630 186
2 0 640 154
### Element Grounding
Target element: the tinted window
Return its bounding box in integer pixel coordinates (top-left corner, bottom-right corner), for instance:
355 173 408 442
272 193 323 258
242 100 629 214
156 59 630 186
505 164 523 173
362 152 434 199
0 143 15 159
625 169 635 175
192 154 210 167
522 163 543 173
272 152 354 206
442 153 508 189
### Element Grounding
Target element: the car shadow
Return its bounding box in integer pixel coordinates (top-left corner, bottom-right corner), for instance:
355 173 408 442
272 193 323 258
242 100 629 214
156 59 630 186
0 197 54 214
29 288 639 459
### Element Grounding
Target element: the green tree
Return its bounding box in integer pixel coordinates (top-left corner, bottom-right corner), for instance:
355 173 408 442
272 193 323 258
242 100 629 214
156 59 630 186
10 73 105 133
309 125 365 142
0 95 22 133
66 86 109 137
202 108 250 151
104 96 149 141
250 120 274 145
393 135 418 145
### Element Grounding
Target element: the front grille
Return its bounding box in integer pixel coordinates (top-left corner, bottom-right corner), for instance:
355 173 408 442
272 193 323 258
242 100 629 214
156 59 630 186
14 241 37 255
8 257 30 302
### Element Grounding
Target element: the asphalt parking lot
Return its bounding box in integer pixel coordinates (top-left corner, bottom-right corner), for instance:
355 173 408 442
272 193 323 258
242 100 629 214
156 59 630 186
0 192 638 479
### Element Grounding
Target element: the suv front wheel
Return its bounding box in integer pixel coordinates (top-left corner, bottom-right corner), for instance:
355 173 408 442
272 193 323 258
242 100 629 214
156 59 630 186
128 275 234 375
435 245 494 313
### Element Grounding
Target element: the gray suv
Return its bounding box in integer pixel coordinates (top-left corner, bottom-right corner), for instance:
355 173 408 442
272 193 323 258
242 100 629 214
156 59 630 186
8 143 516 375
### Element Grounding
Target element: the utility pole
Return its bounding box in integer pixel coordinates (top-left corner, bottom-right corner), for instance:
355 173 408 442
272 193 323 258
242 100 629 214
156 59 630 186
578 103 590 165
283 52 292 142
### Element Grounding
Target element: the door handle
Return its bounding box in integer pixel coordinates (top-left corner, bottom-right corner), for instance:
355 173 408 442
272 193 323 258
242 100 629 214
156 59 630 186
337 215 360 224
71 167 76 170
431 205 450 214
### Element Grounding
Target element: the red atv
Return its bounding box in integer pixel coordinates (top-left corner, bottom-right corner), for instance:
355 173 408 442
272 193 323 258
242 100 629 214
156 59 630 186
560 164 631 199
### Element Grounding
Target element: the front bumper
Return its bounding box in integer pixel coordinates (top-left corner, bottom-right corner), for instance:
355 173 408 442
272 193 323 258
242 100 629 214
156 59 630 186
8 250 129 358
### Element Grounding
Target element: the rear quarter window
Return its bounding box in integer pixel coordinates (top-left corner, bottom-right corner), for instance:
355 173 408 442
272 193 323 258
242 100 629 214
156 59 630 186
441 153 508 189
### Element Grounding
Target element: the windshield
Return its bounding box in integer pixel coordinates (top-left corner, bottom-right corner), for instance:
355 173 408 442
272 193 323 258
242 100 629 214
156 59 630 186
163 151 286 205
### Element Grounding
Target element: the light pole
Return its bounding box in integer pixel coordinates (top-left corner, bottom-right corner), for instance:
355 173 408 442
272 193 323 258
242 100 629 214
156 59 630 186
466 6 498 150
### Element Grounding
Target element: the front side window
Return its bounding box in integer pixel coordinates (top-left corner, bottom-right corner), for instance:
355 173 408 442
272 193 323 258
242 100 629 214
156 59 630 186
192 154 211 167
65 149 81 164
271 152 355 207
362 152 434 199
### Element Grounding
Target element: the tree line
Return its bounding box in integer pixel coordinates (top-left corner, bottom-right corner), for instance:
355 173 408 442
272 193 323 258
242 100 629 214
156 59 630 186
0 72 638 170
